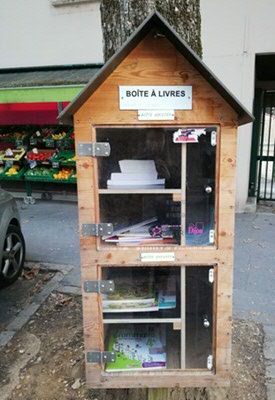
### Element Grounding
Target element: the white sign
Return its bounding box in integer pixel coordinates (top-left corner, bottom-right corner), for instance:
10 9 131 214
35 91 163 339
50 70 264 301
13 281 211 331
140 252 175 262
119 86 192 110
138 110 175 121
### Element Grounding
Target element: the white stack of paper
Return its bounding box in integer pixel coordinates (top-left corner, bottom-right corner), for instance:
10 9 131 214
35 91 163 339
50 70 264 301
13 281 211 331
107 160 165 188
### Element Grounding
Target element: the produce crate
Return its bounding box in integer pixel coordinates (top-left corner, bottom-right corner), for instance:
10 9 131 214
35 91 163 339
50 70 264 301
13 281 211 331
52 167 77 184
0 126 34 146
24 166 77 184
1 148 26 161
26 149 56 163
0 166 6 178
50 150 76 167
24 167 55 182
29 127 55 146
0 165 26 181
44 126 74 149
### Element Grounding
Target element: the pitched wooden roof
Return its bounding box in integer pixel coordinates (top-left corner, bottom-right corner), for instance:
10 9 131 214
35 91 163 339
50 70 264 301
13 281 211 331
58 11 253 126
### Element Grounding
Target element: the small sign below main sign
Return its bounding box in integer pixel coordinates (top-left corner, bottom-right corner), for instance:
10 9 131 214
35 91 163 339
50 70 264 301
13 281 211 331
141 252 175 262
138 110 175 121
119 86 192 110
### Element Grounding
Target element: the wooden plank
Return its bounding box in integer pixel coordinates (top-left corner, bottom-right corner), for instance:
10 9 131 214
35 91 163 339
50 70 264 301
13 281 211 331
79 245 235 265
85 372 230 389
75 34 237 126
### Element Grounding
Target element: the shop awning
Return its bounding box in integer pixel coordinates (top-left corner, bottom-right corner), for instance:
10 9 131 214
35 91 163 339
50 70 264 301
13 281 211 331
0 65 102 103
0 65 102 124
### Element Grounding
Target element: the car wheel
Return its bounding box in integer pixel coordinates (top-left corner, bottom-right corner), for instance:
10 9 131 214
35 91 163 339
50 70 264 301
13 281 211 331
0 225 25 288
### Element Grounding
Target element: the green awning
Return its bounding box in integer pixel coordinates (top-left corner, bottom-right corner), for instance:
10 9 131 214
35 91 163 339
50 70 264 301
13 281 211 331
0 86 84 103
0 65 102 104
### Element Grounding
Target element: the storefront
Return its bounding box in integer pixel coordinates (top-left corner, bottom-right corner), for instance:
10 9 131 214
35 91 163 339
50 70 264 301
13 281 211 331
0 65 101 203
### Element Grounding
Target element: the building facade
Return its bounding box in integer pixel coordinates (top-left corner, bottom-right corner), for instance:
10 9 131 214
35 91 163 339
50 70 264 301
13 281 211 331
1 0 275 211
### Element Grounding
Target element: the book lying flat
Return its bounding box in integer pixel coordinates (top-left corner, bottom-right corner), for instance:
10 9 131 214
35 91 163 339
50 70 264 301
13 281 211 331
103 217 178 246
102 217 157 241
107 159 165 188
107 180 165 187
119 159 157 174
110 172 158 181
105 325 166 372
102 272 176 313
102 276 158 313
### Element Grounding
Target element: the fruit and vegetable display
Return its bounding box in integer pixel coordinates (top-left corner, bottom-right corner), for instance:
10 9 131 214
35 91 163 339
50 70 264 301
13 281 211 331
0 125 77 192
51 131 67 140
0 130 27 140
0 132 10 139
53 167 75 180
1 148 25 161
5 165 21 176
25 167 54 177
50 150 76 164
26 150 55 161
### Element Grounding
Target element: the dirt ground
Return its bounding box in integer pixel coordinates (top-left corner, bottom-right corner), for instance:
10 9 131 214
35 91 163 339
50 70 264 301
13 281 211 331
0 290 267 400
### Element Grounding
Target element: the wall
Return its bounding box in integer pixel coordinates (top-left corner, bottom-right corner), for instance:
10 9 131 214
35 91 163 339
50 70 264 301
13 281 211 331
201 0 275 211
0 0 103 68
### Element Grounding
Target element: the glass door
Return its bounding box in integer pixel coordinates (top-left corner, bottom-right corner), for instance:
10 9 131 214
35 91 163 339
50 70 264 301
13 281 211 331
96 127 216 247
101 266 214 372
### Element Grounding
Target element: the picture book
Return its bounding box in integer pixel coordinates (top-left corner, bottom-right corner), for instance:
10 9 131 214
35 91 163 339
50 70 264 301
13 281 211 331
105 325 166 372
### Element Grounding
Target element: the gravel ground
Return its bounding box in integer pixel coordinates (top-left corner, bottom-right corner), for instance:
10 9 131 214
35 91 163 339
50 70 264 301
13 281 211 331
0 288 267 400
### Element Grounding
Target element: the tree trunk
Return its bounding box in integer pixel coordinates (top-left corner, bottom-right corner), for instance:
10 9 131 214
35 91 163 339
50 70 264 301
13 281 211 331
97 2 227 399
100 0 202 61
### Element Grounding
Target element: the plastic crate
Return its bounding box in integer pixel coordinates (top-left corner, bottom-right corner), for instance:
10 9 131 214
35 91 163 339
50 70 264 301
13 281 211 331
2 148 25 161
50 150 76 166
26 149 56 163
24 167 55 182
1 166 26 181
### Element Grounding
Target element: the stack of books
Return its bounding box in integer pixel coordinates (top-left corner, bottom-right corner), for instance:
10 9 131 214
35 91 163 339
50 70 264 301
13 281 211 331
103 273 176 313
102 217 177 246
107 159 165 189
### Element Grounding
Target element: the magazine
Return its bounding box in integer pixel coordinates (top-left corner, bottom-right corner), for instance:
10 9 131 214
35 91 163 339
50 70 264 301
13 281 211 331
105 325 166 372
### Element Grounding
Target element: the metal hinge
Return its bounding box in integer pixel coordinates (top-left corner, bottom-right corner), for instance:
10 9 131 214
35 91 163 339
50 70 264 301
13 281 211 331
211 131 217 146
207 355 213 370
84 280 115 294
208 268 214 283
82 223 113 237
87 351 116 364
78 142 111 157
209 229 215 244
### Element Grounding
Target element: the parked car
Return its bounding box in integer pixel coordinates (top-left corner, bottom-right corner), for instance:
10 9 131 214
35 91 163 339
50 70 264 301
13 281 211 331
0 189 25 288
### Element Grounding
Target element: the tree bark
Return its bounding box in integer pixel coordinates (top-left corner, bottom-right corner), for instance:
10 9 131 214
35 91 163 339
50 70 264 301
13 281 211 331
100 0 202 61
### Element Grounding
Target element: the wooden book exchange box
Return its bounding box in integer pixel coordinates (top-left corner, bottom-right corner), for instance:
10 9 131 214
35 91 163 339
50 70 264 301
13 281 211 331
59 12 253 389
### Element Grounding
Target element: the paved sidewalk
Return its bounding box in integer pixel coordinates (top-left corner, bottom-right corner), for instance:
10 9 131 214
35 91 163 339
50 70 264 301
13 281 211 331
234 209 275 398
12 200 275 397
